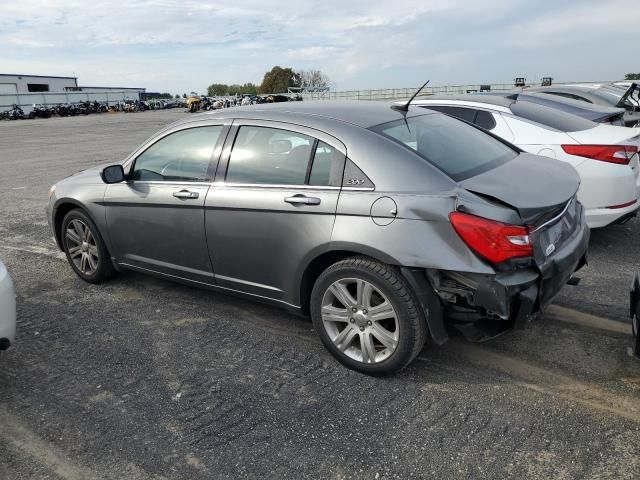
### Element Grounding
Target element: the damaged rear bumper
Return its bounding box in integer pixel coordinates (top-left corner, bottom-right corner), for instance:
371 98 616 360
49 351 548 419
404 214 590 344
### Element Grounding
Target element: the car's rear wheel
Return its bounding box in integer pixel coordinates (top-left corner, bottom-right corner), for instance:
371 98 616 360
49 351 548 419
310 256 427 374
62 209 116 284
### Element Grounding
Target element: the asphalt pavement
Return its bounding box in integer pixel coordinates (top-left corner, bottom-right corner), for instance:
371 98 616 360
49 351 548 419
0 110 639 479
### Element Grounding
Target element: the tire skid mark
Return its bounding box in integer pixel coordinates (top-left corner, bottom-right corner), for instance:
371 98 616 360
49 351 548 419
431 342 640 423
546 304 630 335
0 407 103 480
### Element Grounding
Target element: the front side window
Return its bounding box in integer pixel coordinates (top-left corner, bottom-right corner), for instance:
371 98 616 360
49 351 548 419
131 126 223 182
370 113 517 181
226 126 314 185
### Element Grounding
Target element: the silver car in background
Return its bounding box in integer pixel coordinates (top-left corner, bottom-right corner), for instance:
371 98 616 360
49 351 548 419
47 102 589 374
0 259 16 351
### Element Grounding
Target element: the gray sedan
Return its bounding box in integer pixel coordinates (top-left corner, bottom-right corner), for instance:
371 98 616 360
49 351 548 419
46 101 589 374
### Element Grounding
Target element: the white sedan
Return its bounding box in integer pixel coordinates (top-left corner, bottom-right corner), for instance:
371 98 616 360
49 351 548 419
408 96 640 228
0 259 16 351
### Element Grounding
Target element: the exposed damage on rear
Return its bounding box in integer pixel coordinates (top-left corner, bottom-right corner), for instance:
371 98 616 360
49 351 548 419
427 197 588 342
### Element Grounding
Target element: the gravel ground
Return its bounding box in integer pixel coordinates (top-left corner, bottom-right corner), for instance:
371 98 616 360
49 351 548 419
0 110 639 479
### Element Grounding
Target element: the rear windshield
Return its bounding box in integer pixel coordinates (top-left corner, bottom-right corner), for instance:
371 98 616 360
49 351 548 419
370 113 517 181
592 86 639 110
510 102 596 132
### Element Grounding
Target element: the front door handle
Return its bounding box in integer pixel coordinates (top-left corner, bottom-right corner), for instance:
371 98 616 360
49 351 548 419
173 189 199 199
284 194 321 206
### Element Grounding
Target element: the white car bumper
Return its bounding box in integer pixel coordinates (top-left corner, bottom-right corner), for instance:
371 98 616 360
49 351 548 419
575 155 640 228
0 261 16 349
585 201 639 229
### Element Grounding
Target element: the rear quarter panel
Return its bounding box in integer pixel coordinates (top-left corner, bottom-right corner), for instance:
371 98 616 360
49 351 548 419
333 190 495 274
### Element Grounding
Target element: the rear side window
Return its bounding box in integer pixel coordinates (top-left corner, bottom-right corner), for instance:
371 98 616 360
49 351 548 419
226 126 313 185
474 110 496 130
425 105 476 122
132 126 223 182
510 102 596 132
422 105 496 130
370 113 517 181
309 141 345 186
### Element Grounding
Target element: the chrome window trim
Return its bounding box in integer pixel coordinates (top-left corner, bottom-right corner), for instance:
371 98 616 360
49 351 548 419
120 181 374 191
211 181 341 191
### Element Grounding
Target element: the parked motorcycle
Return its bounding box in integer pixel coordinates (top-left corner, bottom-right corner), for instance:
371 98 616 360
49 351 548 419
1 105 26 120
28 104 53 119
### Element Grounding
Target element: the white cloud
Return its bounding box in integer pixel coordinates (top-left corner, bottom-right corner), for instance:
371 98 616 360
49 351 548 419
0 0 637 93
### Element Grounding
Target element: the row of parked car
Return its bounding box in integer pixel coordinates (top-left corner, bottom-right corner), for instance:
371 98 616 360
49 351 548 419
407 82 640 229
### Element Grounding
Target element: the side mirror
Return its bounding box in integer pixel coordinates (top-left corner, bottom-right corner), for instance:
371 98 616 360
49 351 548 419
101 165 125 184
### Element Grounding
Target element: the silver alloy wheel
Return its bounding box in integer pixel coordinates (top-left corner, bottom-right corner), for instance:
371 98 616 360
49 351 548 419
65 219 99 276
321 278 399 364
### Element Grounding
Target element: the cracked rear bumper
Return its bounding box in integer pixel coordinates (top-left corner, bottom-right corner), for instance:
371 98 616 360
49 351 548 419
424 217 589 343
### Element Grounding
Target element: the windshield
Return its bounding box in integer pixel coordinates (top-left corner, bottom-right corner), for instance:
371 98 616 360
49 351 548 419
370 113 517 181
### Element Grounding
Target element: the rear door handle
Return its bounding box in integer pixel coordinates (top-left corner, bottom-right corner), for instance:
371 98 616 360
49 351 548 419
173 189 199 199
284 194 321 206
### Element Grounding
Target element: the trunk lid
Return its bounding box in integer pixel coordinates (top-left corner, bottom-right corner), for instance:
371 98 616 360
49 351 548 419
459 152 579 225
567 124 640 145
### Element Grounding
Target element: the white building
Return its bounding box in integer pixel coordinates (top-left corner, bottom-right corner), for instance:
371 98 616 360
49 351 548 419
0 73 78 94
0 73 147 112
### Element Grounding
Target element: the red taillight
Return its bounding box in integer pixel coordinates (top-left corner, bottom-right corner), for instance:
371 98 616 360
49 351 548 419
561 144 638 165
450 212 533 263
606 199 638 209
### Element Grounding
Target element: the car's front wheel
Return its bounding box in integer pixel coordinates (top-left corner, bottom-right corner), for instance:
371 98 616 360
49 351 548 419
310 256 427 375
61 209 116 284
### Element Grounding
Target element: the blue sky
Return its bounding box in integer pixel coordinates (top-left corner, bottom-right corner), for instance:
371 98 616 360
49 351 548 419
1 0 637 94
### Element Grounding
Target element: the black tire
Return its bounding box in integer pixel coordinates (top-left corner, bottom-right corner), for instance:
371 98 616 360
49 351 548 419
61 209 116 284
310 256 427 375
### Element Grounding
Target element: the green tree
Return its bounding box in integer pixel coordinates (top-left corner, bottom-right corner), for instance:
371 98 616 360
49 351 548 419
624 73 640 80
260 66 300 94
241 83 258 95
182 93 187 98
175 94 180 99
207 83 229 96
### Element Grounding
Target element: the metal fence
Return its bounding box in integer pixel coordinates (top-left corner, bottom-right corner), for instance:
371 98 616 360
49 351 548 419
301 80 618 102
0 90 142 113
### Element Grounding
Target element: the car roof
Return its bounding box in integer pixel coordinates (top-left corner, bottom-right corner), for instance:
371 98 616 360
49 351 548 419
414 94 516 108
192 100 430 129
526 85 613 94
